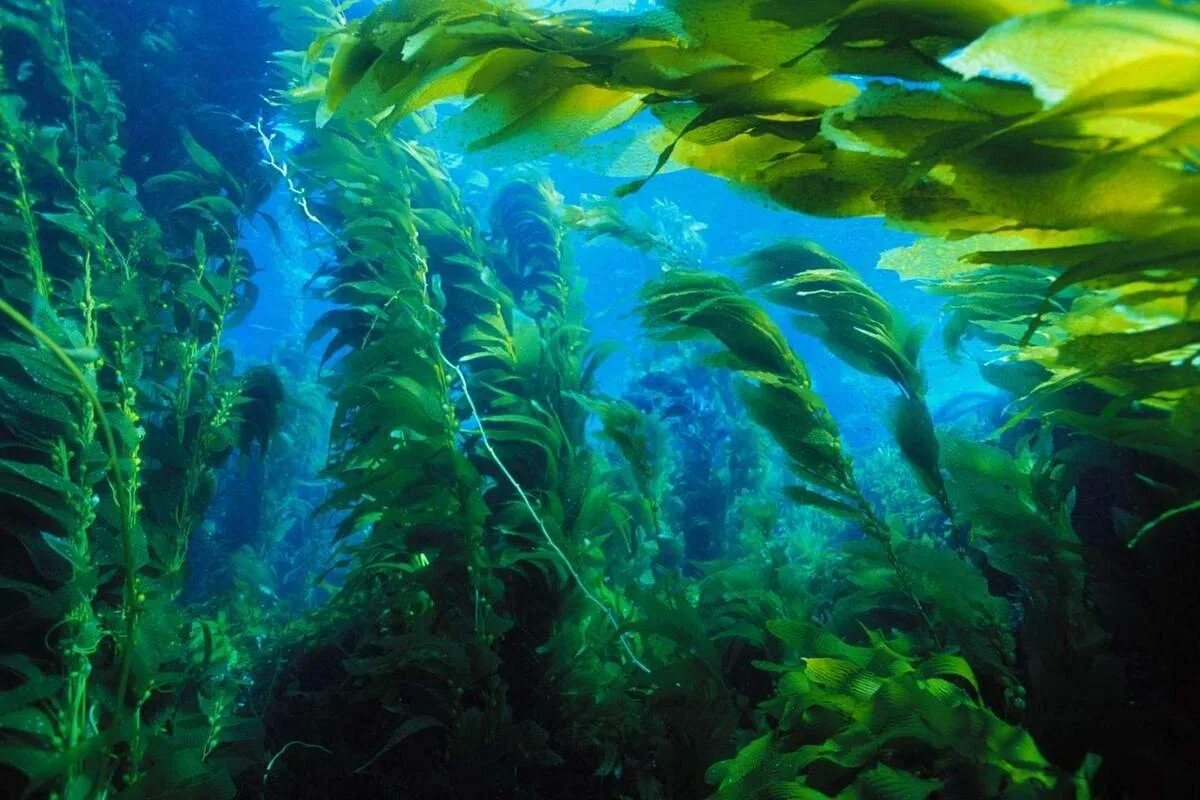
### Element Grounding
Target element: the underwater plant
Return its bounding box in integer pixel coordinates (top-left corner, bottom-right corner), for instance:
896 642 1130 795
310 0 1200 499
706 622 1081 800
300 4 1200 789
1 0 1195 797
0 1 277 796
740 240 954 532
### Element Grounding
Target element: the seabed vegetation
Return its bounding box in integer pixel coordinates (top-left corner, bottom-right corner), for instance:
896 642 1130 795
0 0 1198 797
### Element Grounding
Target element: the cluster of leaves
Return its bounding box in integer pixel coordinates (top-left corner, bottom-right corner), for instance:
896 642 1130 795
708 622 1075 800
0 1 1177 798
638 270 876 533
635 270 1027 789
253 7 678 794
299 5 1200 791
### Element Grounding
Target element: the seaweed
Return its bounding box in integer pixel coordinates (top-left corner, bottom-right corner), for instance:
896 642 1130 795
3 1 1197 797
313 0 1200 476
740 240 955 532
0 2 273 795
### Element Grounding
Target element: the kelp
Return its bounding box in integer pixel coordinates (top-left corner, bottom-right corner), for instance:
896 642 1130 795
741 240 954 528
294 11 1200 787
631 258 1093 794
640 268 918 538
254 6 676 792
0 1 271 795
490 178 568 320
637 271 1023 672
940 436 1125 774
708 622 1074 800
741 241 924 397
307 0 1200 476
636 270 961 660
0 1 1179 797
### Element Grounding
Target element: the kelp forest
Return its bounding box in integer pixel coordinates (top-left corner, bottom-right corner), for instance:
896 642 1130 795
0 0 1198 798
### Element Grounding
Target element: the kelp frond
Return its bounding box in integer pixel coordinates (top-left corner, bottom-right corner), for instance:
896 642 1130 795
741 239 924 398
743 240 954 528
638 270 875 535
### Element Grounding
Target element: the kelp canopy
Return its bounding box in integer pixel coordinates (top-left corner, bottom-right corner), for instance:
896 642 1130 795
312 0 1200 468
2 0 1199 799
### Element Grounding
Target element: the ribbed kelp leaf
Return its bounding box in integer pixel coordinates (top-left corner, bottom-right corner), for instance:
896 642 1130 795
738 379 856 500
0 373 75 433
741 240 922 397
478 412 563 461
945 5 1200 107
1052 322 1200 372
744 616 1065 794
805 658 885 704
640 271 808 383
489 179 569 319
0 459 80 529
0 656 59 716
849 763 941 800
766 620 875 667
916 654 980 697
742 240 961 523
759 781 832 800
179 127 243 199
0 342 81 395
707 734 810 799
783 485 861 521
442 59 643 162
741 240 851 287
637 271 883 537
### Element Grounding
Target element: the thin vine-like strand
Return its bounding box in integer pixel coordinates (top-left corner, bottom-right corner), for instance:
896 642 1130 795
442 355 651 674
263 740 333 784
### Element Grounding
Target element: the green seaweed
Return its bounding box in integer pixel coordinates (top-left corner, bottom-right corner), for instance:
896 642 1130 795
4 1 1197 797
